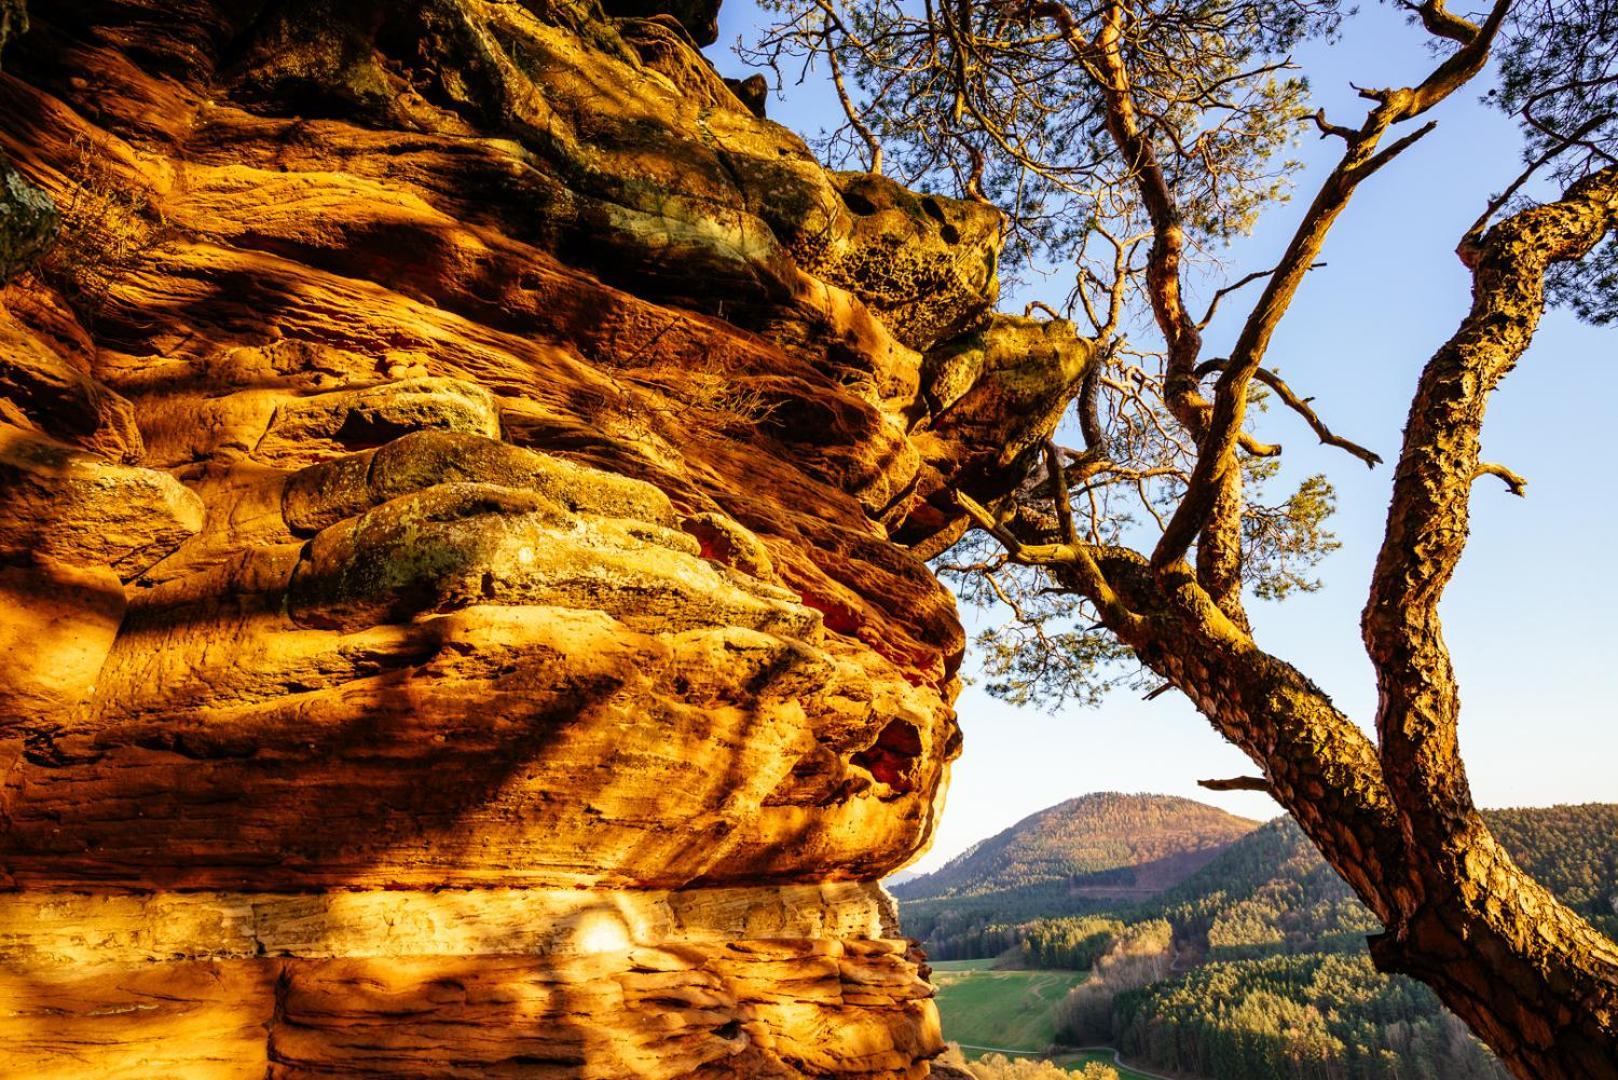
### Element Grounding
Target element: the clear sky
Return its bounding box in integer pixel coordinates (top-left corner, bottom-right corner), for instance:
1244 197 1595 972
713 0 1618 874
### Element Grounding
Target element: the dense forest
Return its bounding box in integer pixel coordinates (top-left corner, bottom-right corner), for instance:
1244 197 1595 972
905 805 1618 963
1112 954 1509 1079
905 801 1618 1077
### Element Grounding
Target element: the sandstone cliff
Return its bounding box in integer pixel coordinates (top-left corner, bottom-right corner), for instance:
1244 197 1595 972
0 1 1090 1075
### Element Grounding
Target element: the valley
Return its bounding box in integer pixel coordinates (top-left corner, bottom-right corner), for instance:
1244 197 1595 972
908 794 1618 1079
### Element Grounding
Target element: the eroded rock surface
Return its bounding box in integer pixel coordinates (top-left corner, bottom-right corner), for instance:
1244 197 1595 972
0 0 1089 1075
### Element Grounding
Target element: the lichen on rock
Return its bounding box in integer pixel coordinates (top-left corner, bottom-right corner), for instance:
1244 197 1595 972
0 0 1090 1074
0 159 56 284
0 0 24 59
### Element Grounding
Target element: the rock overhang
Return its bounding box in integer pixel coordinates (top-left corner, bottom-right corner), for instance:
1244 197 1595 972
0 0 1092 1074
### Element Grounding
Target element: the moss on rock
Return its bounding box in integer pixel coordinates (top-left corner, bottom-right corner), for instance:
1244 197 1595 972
0 161 57 285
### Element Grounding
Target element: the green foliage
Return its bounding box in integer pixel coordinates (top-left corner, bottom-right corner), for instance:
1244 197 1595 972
1242 469 1341 601
1148 808 1618 957
938 455 1342 710
975 622 1141 711
748 0 1338 274
1148 816 1382 960
918 802 1618 1077
1547 235 1618 325
1490 0 1618 323
1493 0 1617 186
899 794 1256 963
1482 803 1618 934
1053 920 1175 1044
968 1051 1119 1080
939 526 1155 713
910 912 1129 967
746 1 1356 658
1112 954 1510 1080
908 805 1618 964
1019 916 1128 971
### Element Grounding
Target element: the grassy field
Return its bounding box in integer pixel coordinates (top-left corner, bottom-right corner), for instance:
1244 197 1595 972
929 962 1167 1078
930 964 1089 1055
930 958 1001 972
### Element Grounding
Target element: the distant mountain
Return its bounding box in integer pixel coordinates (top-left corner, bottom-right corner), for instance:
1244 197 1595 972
894 792 1259 904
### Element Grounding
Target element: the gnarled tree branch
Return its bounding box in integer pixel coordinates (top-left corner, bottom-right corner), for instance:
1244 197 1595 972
1198 775 1272 793
1474 461 1528 496
1362 165 1618 1075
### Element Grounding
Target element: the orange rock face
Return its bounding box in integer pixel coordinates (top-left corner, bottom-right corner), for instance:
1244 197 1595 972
0 0 1089 1075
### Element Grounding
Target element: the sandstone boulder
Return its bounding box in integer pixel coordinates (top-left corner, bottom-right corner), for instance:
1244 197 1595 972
0 0 1092 1074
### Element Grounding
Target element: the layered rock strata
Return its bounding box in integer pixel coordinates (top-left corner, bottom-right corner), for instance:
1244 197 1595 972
0 0 1090 1075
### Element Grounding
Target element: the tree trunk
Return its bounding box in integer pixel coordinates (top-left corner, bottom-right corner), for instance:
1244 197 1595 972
1357 164 1618 1079
959 150 1618 1080
1070 522 1618 1077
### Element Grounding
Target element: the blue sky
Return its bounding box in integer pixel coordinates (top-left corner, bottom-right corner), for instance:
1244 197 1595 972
713 1 1618 873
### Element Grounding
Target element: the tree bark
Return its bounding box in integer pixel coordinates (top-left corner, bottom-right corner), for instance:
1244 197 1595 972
1359 165 1618 1079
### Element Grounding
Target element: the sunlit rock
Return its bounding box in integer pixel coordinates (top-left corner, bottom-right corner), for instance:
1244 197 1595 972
0 0 1089 1074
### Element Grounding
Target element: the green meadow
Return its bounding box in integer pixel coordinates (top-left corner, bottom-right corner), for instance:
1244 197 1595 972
929 963 1088 1056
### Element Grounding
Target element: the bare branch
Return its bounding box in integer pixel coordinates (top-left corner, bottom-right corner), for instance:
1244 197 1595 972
953 488 1145 632
1151 0 1510 574
1312 108 1357 142
1044 439 1079 545
1473 462 1528 497
1196 358 1383 468
1198 775 1273 793
1399 0 1483 46
825 28 883 173
1348 120 1438 184
1198 262 1326 330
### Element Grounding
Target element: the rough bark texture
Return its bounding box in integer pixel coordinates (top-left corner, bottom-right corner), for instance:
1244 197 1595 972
0 1 1088 1074
1360 166 1618 1079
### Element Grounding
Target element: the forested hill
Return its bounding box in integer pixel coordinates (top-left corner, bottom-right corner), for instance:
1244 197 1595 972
893 792 1259 902
905 799 1618 964
1484 803 1618 925
1096 806 1617 1079
1153 802 1618 954
912 801 1618 1079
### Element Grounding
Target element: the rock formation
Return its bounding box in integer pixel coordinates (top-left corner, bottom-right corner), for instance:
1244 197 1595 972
0 0 1090 1075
